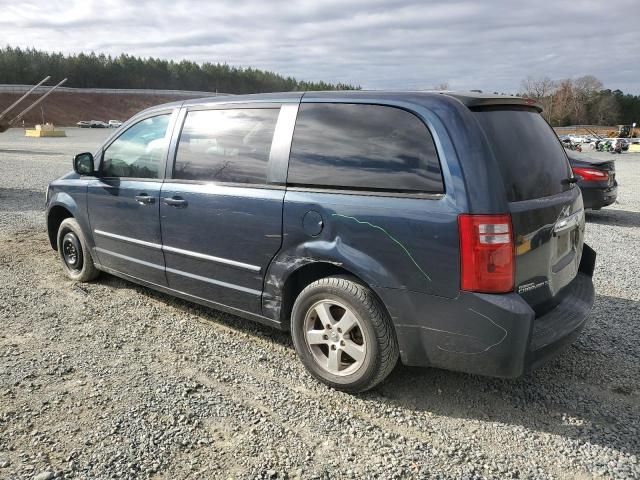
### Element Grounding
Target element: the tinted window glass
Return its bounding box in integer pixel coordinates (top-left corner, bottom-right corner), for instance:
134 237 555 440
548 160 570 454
288 103 443 193
473 107 572 202
174 108 279 184
102 114 170 179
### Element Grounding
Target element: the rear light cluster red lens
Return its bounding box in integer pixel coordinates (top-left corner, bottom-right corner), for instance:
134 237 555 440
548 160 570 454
458 214 514 293
572 167 608 182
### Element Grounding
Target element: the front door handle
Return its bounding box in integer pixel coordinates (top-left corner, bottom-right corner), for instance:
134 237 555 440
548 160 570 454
134 194 155 205
163 196 188 208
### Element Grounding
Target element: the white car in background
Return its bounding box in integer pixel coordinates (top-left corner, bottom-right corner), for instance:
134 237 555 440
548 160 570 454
108 120 123 128
569 135 586 143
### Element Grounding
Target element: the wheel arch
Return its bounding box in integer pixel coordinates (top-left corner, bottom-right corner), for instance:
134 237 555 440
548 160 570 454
273 261 392 334
47 205 74 250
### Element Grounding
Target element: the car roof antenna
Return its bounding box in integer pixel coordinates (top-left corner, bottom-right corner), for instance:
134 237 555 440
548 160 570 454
0 77 68 133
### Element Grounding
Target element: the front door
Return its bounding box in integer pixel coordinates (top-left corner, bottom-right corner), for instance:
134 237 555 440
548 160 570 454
159 106 288 315
87 112 176 286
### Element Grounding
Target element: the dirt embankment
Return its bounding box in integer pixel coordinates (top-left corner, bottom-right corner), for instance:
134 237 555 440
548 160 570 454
0 91 207 127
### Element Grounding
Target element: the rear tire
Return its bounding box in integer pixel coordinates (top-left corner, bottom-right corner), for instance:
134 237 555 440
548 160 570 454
291 275 398 393
57 218 99 282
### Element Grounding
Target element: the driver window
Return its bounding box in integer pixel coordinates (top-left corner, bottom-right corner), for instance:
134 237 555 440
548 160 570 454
102 114 171 179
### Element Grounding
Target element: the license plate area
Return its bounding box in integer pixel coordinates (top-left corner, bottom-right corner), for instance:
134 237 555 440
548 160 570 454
552 208 583 277
556 231 571 258
555 227 579 259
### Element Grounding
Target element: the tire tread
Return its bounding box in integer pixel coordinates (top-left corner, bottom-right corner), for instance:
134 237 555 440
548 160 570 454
293 275 399 392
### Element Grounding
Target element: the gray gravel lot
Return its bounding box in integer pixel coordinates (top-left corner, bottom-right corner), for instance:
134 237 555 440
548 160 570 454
0 128 639 479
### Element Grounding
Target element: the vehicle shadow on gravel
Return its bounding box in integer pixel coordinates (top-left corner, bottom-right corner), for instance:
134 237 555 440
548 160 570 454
378 293 639 456
0 187 45 212
586 209 640 228
99 273 638 455
99 273 292 346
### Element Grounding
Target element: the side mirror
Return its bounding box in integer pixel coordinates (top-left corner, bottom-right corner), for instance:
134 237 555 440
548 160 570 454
73 152 95 175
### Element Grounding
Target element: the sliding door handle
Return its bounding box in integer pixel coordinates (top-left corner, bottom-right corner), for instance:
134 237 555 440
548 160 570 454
163 196 188 208
134 194 155 205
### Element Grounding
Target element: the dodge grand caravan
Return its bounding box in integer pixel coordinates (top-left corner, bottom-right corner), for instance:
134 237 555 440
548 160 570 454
46 91 596 392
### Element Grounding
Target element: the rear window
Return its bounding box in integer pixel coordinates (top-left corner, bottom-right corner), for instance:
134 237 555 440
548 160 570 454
473 107 572 202
287 103 444 193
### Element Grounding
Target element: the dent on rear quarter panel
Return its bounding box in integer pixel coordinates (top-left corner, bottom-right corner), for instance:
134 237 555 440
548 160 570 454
262 189 461 322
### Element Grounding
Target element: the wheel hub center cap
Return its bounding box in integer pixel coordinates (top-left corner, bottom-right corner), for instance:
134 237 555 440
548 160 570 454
330 332 339 342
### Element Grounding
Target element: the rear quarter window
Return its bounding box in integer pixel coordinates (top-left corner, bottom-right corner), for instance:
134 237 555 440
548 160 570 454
473 107 572 202
287 103 444 193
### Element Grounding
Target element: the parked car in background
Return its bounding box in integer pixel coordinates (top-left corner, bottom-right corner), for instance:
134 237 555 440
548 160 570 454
90 120 108 128
46 91 596 392
76 121 92 128
566 151 617 209
108 120 123 128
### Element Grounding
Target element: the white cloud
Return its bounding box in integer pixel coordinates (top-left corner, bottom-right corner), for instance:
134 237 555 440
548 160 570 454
0 0 638 92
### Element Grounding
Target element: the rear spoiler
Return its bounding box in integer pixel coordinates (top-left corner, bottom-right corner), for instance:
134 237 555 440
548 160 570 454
441 92 543 113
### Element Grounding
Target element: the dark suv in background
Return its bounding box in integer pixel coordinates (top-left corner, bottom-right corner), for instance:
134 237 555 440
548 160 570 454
46 91 596 392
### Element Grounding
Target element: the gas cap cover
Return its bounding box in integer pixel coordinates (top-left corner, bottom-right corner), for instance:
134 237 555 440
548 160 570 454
302 211 324 236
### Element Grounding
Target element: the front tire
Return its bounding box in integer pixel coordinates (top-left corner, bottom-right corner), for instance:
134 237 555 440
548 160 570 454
291 276 398 393
57 218 99 282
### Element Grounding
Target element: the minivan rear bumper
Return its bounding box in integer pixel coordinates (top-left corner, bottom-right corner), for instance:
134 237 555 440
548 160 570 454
385 244 596 378
526 272 594 371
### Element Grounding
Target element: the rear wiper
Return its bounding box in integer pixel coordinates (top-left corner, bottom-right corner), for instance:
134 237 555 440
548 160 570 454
562 176 579 185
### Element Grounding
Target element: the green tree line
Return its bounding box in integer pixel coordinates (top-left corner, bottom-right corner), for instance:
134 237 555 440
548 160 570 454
0 46 358 93
520 75 640 127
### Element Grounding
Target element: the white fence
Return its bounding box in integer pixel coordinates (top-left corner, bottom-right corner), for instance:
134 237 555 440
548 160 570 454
0 84 230 97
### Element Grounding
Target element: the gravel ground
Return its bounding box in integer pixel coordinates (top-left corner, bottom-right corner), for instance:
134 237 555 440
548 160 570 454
0 128 638 479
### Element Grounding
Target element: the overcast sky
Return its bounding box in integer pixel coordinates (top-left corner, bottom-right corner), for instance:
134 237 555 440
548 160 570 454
1 0 639 93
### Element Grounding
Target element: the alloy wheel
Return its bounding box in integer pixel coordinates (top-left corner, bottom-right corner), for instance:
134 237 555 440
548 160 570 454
303 300 367 376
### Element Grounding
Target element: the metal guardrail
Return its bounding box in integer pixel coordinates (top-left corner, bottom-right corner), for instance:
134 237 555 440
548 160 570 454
0 84 229 97
553 125 612 132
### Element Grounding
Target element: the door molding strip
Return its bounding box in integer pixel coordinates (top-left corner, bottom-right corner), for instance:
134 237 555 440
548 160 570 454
162 245 261 272
165 267 262 296
94 230 261 272
96 248 261 296
95 247 165 270
94 229 162 250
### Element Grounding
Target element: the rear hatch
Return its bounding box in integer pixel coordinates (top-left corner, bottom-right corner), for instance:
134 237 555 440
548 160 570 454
473 106 585 312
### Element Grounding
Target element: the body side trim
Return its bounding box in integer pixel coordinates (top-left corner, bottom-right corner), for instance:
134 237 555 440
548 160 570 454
94 229 162 250
164 267 262 296
94 229 261 272
96 247 261 296
94 247 164 270
163 245 261 272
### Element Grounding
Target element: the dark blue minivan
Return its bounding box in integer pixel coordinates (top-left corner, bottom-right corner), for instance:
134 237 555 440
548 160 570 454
46 91 596 392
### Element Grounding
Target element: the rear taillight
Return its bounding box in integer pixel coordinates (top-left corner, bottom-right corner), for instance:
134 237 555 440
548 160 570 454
572 167 609 182
458 214 514 293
